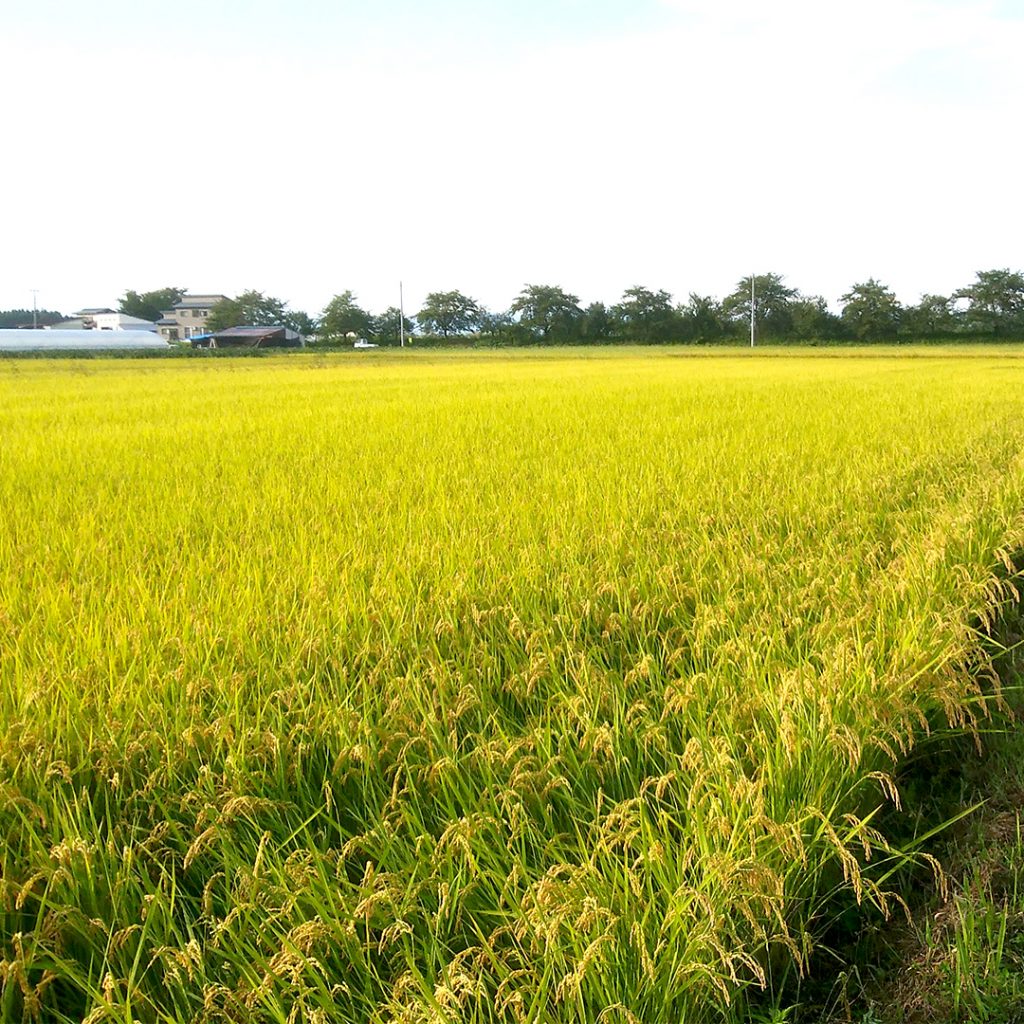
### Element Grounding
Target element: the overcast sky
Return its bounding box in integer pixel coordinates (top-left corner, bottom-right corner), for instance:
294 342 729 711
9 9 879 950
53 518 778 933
2 0 1021 318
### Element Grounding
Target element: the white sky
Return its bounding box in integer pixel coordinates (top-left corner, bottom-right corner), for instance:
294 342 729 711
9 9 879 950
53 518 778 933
1 0 1021 318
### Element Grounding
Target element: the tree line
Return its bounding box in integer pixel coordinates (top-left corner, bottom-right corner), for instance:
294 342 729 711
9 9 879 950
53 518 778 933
5 269 1022 344
0 309 65 329
211 270 1024 345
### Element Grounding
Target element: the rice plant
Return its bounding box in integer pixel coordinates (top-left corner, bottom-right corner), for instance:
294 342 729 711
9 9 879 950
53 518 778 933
1 348 1023 1023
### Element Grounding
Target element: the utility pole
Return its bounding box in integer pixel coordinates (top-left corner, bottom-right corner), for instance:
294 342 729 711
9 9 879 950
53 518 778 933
30 289 39 329
399 281 405 348
749 274 755 348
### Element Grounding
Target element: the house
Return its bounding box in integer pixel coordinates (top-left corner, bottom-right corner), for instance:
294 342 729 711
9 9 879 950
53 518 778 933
199 326 304 349
47 310 158 331
89 312 158 332
157 294 228 342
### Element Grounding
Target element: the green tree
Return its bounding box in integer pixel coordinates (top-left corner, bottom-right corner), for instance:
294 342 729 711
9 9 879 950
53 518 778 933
319 291 374 341
416 291 483 338
953 269 1024 336
509 284 582 343
580 302 613 343
840 279 902 341
371 307 415 346
611 286 681 343
678 294 726 343
288 310 318 338
0 308 64 328
900 294 958 338
207 290 293 332
118 287 185 323
723 274 797 340
478 310 518 346
789 295 844 341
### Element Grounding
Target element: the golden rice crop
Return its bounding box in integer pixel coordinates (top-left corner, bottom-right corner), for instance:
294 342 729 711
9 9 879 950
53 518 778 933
1 348 1024 1023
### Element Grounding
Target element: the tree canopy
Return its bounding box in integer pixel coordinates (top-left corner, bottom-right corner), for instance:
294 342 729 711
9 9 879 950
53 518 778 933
207 291 294 333
611 287 679 343
509 284 582 342
900 294 956 337
417 291 483 338
723 274 798 340
99 266 1024 350
0 308 65 328
678 294 726 343
954 269 1024 336
118 287 186 324
372 307 415 346
319 292 374 341
840 279 901 340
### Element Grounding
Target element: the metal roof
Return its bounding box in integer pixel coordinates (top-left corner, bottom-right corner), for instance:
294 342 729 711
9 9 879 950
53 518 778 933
213 325 291 337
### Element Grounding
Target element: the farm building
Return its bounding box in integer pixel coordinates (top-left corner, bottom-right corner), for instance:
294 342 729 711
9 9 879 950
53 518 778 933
49 312 159 332
0 330 171 352
198 326 305 349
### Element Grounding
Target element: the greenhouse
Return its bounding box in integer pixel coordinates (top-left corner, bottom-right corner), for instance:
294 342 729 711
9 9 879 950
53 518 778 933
0 330 172 352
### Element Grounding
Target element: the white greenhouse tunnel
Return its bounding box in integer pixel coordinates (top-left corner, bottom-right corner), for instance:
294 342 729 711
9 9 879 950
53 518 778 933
0 330 172 352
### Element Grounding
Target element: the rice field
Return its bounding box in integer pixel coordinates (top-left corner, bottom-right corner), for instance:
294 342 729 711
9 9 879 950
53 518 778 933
2 348 1024 1023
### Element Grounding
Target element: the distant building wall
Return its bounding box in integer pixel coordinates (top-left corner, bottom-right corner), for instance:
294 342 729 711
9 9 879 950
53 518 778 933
158 294 227 341
48 313 157 332
92 313 157 331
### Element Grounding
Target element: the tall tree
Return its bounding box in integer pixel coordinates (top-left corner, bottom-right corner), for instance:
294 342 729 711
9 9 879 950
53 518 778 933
900 294 958 337
118 287 186 323
509 284 582 343
611 286 681 343
722 274 797 339
319 291 374 341
371 307 415 346
789 295 844 341
840 279 902 340
207 290 293 332
580 302 613 343
953 269 1024 336
478 310 518 346
417 290 483 338
678 294 726 343
288 310 319 338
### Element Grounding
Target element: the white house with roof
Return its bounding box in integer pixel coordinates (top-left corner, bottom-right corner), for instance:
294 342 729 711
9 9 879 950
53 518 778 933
48 309 158 331
157 294 228 341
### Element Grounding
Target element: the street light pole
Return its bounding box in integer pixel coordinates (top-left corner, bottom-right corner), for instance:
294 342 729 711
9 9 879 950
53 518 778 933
750 274 755 348
399 281 405 349
31 289 39 329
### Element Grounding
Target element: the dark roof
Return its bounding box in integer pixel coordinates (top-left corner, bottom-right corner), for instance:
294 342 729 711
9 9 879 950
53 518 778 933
213 325 290 338
74 307 116 315
173 295 228 309
211 325 304 348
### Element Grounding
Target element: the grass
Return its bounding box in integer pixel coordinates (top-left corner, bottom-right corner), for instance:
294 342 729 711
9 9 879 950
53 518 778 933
1 348 1024 1022
809 625 1024 1024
